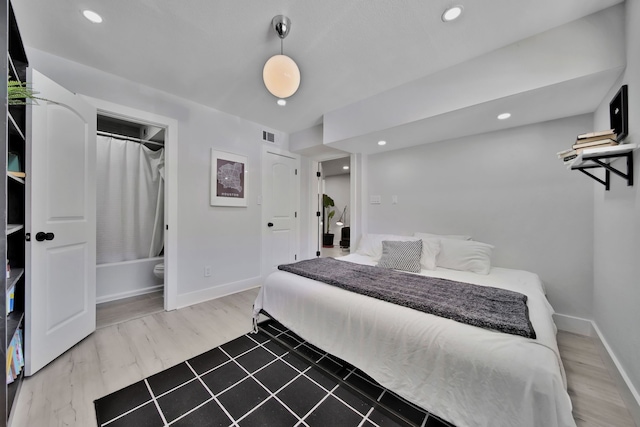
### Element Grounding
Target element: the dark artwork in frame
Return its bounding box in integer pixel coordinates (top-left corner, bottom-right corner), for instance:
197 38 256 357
609 84 628 141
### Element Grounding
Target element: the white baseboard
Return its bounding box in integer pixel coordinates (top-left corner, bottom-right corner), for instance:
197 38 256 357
553 313 594 336
555 313 640 426
96 284 163 304
175 276 262 309
591 322 640 426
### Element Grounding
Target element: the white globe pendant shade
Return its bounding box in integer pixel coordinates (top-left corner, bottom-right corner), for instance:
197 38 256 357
263 54 301 99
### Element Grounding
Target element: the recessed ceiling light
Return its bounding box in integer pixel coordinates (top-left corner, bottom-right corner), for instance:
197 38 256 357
82 10 103 23
497 113 511 120
442 6 463 22
343 166 349 170
378 140 387 146
276 99 287 106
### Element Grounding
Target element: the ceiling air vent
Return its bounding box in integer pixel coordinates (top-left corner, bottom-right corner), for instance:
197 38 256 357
262 130 276 143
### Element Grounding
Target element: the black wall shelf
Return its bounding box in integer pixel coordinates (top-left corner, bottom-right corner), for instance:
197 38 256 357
571 145 636 191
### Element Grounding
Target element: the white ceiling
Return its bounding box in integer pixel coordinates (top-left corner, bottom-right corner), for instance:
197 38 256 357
13 0 624 141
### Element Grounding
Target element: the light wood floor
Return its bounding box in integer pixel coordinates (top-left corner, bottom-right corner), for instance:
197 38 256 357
321 246 349 258
11 288 260 427
558 330 636 427
10 288 637 427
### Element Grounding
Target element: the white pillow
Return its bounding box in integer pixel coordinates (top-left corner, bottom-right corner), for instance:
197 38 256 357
418 237 440 270
377 240 423 273
356 234 419 261
414 232 472 241
436 238 494 274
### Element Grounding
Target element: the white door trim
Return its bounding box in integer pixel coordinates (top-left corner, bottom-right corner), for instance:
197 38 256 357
261 145 300 278
80 96 179 311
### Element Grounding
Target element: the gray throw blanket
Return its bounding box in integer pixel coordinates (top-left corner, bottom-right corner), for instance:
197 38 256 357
278 258 536 339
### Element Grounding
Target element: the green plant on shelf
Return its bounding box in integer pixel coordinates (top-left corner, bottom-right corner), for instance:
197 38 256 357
8 78 47 105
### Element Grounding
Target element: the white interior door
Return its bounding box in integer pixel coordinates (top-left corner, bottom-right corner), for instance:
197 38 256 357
263 150 298 272
25 70 97 376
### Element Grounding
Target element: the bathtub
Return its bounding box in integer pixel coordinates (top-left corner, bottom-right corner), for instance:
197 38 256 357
97 256 164 303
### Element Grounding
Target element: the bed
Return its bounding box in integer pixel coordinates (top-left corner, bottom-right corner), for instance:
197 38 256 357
253 236 576 427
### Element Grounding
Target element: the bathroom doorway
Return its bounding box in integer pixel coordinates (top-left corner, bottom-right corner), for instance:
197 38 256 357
94 115 167 327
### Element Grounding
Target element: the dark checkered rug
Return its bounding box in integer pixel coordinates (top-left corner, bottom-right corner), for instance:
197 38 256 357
94 319 454 427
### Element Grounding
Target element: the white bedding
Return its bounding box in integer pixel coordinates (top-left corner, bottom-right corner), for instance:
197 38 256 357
253 254 576 427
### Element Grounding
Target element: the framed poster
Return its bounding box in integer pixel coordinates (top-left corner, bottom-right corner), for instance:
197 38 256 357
609 85 628 141
210 149 247 207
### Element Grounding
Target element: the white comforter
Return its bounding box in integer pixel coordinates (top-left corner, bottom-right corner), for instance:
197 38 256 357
253 254 576 427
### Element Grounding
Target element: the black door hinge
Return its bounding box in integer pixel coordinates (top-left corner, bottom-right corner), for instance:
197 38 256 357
316 211 321 217
316 251 321 257
316 171 321 177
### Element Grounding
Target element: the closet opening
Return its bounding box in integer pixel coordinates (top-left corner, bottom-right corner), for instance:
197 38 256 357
95 115 167 327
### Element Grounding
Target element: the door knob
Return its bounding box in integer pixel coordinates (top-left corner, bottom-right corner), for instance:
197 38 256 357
35 232 55 241
267 222 274 227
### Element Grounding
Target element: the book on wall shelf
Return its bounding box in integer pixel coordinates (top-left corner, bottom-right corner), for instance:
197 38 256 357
572 129 617 147
576 134 617 144
556 148 577 164
7 171 25 178
556 129 620 166
6 285 15 315
6 330 24 385
576 129 616 140
572 138 618 152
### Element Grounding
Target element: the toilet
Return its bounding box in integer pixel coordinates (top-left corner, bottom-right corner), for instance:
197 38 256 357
153 263 164 281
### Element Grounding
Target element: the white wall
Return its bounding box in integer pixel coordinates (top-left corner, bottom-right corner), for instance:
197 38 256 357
592 0 640 409
365 115 595 318
27 48 288 306
324 174 350 246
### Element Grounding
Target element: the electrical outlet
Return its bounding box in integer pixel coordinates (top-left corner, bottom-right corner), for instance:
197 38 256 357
204 266 211 277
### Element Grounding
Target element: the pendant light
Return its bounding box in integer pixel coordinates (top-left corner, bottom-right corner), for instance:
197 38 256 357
263 15 301 100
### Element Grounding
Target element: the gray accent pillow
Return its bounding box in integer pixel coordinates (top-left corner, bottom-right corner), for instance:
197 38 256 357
377 240 423 273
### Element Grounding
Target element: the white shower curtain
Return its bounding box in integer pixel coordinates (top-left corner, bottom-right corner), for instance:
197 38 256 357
96 135 165 264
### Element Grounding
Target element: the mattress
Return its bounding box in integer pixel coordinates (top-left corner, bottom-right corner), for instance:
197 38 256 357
253 254 576 427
